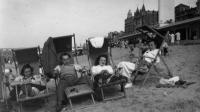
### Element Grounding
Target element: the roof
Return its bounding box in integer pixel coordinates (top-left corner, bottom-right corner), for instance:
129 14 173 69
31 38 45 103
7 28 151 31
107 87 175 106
157 16 200 30
119 26 160 40
119 17 200 40
175 3 190 8
118 32 141 40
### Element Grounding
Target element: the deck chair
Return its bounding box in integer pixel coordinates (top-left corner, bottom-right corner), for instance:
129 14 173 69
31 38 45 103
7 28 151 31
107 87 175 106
0 51 5 102
11 46 54 112
0 51 8 106
44 35 95 109
132 25 173 86
86 37 127 101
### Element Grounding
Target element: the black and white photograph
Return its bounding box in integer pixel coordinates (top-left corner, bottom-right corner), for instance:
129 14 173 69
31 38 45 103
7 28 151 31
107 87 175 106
0 0 200 112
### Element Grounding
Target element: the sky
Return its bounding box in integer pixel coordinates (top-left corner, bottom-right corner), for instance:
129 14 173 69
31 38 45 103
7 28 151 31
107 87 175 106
0 0 197 48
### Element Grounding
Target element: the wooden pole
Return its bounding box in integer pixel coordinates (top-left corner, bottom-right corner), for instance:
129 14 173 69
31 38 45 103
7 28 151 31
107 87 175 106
73 34 79 64
0 51 4 102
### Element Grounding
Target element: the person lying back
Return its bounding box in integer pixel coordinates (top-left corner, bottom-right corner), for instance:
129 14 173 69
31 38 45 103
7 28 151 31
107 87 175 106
117 39 160 88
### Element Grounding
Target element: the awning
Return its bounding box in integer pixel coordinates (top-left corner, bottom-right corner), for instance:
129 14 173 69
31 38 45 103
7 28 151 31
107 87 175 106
118 32 141 40
157 16 200 30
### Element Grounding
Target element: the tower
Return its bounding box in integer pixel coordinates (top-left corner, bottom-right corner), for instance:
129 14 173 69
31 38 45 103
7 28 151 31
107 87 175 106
134 7 140 17
127 9 133 18
141 4 146 12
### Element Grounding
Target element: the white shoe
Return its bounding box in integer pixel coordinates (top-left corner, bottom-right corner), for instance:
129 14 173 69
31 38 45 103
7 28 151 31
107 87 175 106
125 83 133 88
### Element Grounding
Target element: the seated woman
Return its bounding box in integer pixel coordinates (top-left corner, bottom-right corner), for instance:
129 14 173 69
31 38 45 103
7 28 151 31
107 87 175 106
54 52 90 107
10 64 46 99
91 55 127 88
117 39 160 88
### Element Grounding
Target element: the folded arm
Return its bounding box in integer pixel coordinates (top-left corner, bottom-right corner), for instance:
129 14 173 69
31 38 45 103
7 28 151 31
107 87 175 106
91 65 114 76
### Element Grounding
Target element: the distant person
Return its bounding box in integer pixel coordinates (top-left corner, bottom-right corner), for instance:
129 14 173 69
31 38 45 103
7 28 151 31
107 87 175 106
129 44 134 55
193 35 197 40
166 31 171 44
175 32 181 45
125 40 128 48
162 41 169 56
170 33 175 45
137 39 143 57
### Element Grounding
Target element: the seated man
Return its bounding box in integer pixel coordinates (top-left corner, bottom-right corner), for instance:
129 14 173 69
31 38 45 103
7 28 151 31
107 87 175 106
10 64 46 99
117 39 160 88
91 55 127 88
54 52 90 107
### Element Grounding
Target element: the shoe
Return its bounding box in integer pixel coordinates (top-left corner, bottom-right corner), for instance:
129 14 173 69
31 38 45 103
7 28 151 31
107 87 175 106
56 105 64 112
61 100 67 105
125 83 133 88
56 102 67 112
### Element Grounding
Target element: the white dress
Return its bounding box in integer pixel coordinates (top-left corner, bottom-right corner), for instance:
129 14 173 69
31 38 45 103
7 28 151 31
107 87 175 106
117 61 136 79
170 34 175 43
91 65 114 76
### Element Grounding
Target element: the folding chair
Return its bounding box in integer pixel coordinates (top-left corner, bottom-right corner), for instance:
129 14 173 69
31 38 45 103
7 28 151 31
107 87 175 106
86 37 127 101
0 51 5 102
132 25 173 86
0 51 13 111
11 46 54 112
0 51 8 108
42 35 95 109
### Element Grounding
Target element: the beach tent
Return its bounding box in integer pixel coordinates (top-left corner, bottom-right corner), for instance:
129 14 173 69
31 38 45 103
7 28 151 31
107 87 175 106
41 35 78 77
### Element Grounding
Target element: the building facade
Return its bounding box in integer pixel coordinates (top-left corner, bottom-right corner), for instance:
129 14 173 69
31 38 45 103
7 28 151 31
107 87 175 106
175 0 200 22
120 1 200 42
125 4 158 34
158 17 200 41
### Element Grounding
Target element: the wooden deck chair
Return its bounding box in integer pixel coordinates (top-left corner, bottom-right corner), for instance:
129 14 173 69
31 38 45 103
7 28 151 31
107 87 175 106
86 37 127 101
0 51 8 107
50 35 95 109
1 51 14 111
132 25 173 86
0 51 5 102
11 46 54 112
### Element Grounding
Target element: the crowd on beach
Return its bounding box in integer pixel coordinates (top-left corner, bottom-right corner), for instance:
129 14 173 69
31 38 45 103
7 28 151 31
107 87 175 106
109 31 182 57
